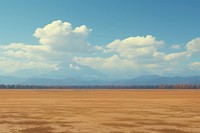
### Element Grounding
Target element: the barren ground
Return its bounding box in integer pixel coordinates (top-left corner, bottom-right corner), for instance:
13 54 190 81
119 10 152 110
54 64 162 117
0 89 200 133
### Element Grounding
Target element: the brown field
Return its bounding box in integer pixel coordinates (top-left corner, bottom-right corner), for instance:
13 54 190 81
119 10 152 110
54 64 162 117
0 89 200 133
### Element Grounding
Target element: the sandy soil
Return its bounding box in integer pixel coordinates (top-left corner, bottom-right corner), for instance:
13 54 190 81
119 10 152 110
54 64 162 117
0 89 200 133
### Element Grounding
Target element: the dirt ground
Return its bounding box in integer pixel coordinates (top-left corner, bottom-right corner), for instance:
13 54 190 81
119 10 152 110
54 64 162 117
0 89 200 133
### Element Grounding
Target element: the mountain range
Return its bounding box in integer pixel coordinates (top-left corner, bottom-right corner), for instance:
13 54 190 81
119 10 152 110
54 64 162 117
0 64 199 86
0 75 199 86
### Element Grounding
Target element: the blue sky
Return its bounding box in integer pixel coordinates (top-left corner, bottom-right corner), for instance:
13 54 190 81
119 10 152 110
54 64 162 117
0 0 199 78
1 0 200 45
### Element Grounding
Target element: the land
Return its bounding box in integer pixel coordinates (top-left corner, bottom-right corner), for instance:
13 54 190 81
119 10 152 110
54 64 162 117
0 89 200 133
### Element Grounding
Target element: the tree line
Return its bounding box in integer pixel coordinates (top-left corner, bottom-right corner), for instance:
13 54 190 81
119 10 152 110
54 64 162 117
0 84 199 89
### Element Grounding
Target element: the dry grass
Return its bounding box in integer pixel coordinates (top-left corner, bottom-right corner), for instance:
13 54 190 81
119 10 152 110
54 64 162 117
0 89 200 133
20 126 54 133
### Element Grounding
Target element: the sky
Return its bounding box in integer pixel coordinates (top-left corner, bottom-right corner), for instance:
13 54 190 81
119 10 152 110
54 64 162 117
0 0 200 78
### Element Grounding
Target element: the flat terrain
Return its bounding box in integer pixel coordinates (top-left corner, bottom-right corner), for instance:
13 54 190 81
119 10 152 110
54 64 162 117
0 89 200 133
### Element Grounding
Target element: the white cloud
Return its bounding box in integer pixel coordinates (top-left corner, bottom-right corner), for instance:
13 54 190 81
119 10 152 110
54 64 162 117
34 20 92 53
74 55 144 78
105 35 164 58
0 20 199 78
189 62 200 70
74 35 198 77
171 44 181 49
0 44 57 73
69 64 81 71
74 55 137 70
153 52 165 60
0 43 50 61
0 20 95 74
186 37 200 53
95 46 104 51
0 58 56 73
164 52 191 61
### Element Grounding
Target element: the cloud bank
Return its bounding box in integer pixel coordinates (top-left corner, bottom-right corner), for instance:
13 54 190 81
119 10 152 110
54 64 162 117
0 20 199 78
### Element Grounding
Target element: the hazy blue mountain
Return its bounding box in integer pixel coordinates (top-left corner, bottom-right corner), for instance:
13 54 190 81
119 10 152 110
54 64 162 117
38 64 107 80
0 73 199 86
113 75 200 86
21 78 108 86
0 76 25 84
5 68 50 78
5 63 106 81
20 78 86 86
20 75 200 86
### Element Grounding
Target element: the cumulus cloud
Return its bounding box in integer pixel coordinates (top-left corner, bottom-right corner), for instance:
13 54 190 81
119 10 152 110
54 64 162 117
0 58 56 73
0 20 94 73
74 55 143 78
74 55 137 70
0 43 54 73
0 43 49 61
105 35 164 58
186 37 200 53
0 20 199 77
74 35 165 71
34 20 92 53
164 52 191 61
74 35 164 74
74 34 199 77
